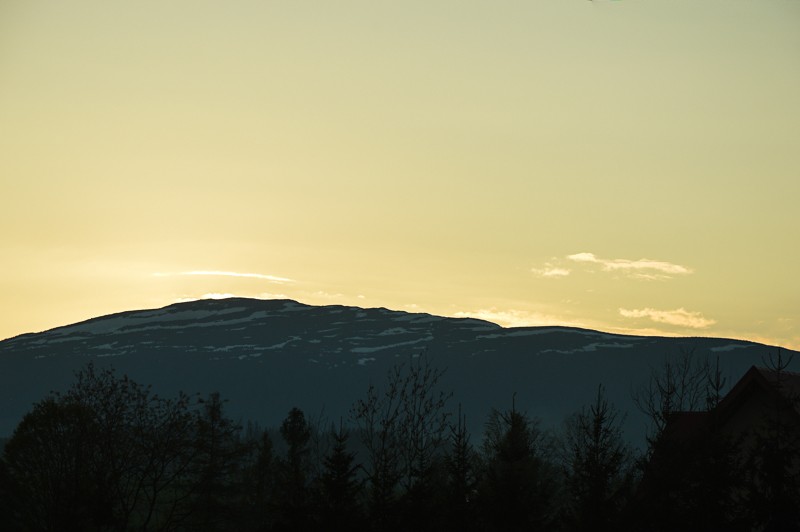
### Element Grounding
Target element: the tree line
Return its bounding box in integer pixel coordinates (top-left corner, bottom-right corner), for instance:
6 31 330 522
0 351 798 531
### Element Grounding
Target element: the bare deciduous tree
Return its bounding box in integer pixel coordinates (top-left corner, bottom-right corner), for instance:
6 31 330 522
351 352 452 526
633 347 711 441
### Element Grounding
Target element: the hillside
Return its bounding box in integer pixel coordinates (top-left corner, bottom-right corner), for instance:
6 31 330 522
0 297 794 439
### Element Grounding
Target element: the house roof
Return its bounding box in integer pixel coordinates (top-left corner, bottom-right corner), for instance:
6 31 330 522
754 366 800 404
661 364 800 444
662 411 710 444
716 365 800 422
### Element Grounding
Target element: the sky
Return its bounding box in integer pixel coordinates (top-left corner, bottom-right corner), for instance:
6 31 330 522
1 1 798 350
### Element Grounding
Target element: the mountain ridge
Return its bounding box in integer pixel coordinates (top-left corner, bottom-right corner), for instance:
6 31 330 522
1 297 501 343
4 296 765 345
1 297 796 441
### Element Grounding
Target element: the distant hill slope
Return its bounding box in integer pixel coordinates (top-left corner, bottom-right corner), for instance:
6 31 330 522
1 298 795 441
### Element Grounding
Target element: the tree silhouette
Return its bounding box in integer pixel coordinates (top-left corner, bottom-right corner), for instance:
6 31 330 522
186 392 247 531
316 421 363 531
633 347 710 444
0 364 214 531
479 396 559 532
443 404 480 532
1 398 101 531
351 353 451 530
274 407 313 531
240 425 277 531
562 384 634 532
351 366 403 530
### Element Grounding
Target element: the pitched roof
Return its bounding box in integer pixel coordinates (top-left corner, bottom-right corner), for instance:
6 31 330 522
661 364 800 444
716 365 800 422
755 366 800 404
662 411 710 444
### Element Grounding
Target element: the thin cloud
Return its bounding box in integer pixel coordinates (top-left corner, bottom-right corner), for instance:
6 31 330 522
606 325 684 338
531 266 571 278
202 292 237 299
454 308 586 329
258 292 290 300
174 292 289 304
155 271 295 284
567 252 692 278
311 290 345 300
173 292 237 303
619 307 716 329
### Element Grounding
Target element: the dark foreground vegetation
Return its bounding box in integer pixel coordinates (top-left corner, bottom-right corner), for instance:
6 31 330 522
1 351 798 532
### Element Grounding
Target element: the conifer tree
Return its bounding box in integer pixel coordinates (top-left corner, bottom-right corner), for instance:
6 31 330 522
241 426 277 531
274 407 313 531
188 392 247 532
562 385 633 532
479 396 559 532
317 421 363 532
443 405 480 532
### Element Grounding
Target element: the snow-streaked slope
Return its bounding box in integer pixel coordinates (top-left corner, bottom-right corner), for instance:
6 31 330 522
0 298 794 442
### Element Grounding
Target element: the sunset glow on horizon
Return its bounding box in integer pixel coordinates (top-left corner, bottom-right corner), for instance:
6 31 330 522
1 1 798 350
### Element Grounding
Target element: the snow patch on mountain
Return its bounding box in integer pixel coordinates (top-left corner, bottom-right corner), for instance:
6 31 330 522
541 342 635 354
478 327 636 341
210 344 259 353
48 312 278 340
376 327 411 336
264 336 302 350
350 335 434 354
711 344 750 352
64 307 248 335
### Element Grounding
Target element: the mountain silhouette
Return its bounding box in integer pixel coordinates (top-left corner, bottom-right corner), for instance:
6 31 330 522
1 297 794 440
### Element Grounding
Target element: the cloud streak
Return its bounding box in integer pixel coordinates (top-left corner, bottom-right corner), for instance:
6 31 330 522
173 291 291 304
531 266 571 278
619 307 715 329
453 308 586 329
567 252 692 279
155 271 295 284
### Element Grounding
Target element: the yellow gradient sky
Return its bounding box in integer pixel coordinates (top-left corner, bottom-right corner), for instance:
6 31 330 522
1 1 798 349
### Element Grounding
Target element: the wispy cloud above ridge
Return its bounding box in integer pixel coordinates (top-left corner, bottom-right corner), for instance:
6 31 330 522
174 292 291 303
531 266 571 278
531 252 692 281
154 271 295 284
453 308 587 329
567 252 692 279
174 293 238 303
619 307 715 329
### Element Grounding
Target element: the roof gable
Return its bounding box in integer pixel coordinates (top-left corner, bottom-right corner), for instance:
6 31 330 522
716 365 800 423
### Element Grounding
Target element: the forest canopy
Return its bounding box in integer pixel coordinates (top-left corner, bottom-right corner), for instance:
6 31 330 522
1 352 798 531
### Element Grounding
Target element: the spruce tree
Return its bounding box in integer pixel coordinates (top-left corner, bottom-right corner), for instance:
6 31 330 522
479 396 559 532
317 422 363 531
444 405 480 532
562 385 633 532
188 392 246 532
241 427 277 531
275 407 313 531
